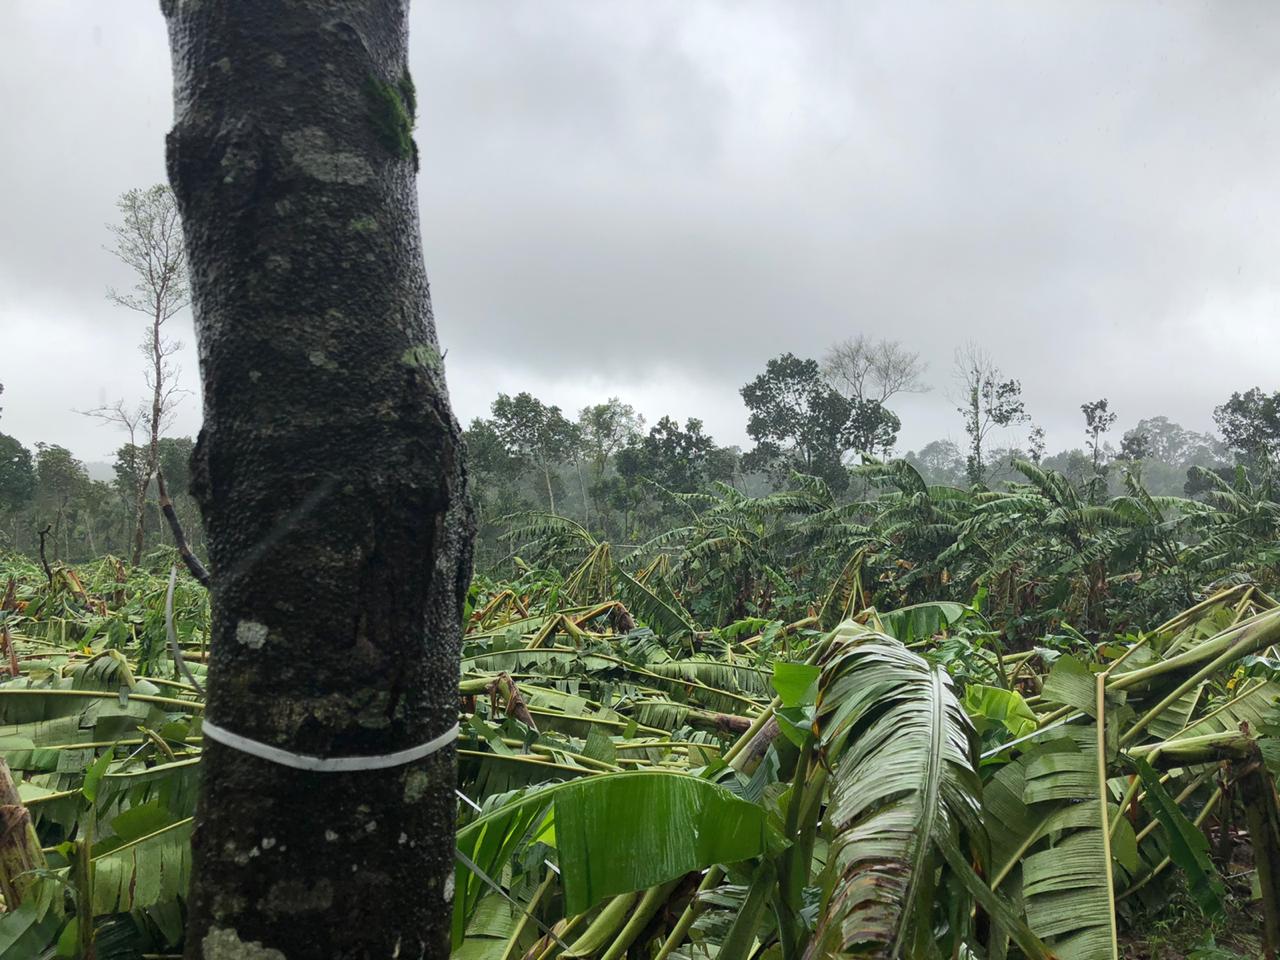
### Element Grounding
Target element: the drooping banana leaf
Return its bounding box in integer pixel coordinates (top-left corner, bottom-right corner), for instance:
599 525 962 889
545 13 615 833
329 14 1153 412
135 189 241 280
1175 679 1280 740
816 549 867 631
615 568 697 641
1128 755 1224 915
0 885 62 960
805 625 1046 959
643 658 773 700
1040 655 1101 717
90 812 193 915
452 771 771 948
875 601 969 645
961 684 1039 740
983 726 1121 960
554 770 770 914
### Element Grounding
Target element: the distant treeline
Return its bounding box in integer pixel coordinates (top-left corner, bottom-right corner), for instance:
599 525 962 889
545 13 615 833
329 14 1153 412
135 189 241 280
1 338 1277 568
461 340 1276 565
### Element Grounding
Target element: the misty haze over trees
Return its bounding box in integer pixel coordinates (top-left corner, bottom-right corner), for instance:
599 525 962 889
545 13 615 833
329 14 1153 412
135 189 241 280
0 325 1261 565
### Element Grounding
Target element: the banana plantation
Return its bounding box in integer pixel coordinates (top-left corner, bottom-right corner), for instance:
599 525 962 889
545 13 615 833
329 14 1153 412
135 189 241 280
3 2 1280 957
0 453 1277 958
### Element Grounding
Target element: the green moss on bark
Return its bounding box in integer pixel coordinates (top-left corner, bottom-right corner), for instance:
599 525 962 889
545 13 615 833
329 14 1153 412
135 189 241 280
364 71 418 170
398 72 417 121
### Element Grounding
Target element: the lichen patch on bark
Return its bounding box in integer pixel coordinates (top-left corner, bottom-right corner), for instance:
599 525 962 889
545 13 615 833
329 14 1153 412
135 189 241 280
402 344 440 371
281 126 374 185
235 620 269 649
307 349 339 371
202 925 287 960
402 767 430 802
262 877 335 917
266 689 392 730
211 893 247 921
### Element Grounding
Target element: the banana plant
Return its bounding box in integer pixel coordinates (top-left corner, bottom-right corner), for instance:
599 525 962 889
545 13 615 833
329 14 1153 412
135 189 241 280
1 553 1279 958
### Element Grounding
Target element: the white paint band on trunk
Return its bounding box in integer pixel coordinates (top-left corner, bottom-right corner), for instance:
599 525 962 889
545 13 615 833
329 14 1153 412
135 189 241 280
200 720 460 772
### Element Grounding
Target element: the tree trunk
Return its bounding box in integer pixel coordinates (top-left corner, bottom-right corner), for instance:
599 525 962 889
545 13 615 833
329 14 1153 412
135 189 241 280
52 499 65 562
164 3 474 957
131 311 165 566
575 456 590 529
129 471 149 566
542 455 558 515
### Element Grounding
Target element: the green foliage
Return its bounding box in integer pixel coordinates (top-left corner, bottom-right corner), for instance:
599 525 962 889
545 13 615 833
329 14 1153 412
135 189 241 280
1130 755 1224 917
740 352 893 492
807 628 1005 957
3 459 1280 958
554 772 769 914
0 433 34 512
1214 386 1280 466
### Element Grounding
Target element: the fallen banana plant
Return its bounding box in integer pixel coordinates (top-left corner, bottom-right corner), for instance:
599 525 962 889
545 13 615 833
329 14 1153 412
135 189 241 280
0 555 1276 958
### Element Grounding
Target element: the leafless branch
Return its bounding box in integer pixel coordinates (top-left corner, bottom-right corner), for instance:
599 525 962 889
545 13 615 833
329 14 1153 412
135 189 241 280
823 334 929 404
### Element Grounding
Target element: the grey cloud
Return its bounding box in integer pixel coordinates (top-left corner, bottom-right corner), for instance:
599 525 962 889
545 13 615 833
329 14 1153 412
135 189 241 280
2 1 1278 463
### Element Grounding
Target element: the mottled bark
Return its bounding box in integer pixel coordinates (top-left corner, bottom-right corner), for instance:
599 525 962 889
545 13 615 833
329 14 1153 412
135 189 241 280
163 2 474 957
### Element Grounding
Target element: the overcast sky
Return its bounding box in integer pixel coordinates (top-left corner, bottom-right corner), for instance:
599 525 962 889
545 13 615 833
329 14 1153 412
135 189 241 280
2 1 1278 465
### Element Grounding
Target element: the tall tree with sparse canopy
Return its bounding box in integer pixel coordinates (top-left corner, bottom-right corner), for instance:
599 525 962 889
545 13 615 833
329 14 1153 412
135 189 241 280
953 342 1028 485
94 185 188 566
163 3 473 957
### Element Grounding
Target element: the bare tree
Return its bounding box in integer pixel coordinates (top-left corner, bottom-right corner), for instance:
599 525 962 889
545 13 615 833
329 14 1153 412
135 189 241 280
822 334 929 405
819 336 926 458
953 342 1028 485
80 399 148 560
103 185 189 565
